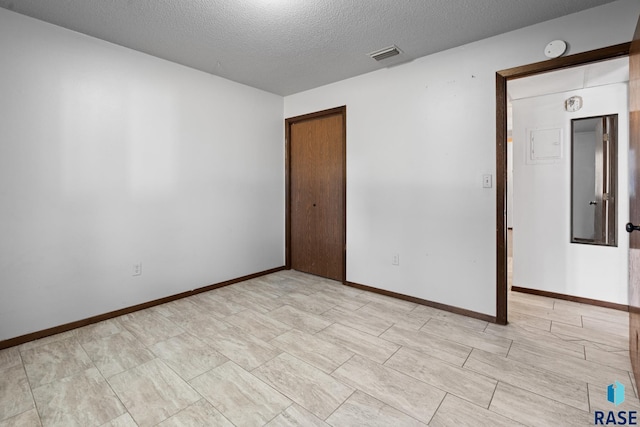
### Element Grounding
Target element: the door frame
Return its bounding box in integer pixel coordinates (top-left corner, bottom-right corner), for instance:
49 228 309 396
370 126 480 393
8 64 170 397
495 43 630 325
285 106 347 282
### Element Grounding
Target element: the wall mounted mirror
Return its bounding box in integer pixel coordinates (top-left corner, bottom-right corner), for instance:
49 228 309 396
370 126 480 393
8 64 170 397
571 114 617 246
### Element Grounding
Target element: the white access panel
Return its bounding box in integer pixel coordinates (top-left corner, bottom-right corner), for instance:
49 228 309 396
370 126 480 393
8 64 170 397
527 128 562 164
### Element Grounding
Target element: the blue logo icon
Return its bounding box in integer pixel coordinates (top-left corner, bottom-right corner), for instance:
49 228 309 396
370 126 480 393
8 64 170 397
608 381 625 406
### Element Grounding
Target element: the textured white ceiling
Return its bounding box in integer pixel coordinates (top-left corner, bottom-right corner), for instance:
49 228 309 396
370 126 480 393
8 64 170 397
0 0 619 95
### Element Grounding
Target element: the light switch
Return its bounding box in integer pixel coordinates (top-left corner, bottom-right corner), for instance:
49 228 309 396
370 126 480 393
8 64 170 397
482 174 492 188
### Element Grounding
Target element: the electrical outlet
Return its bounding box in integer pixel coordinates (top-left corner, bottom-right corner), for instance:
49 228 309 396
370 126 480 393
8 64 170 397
132 262 142 276
392 254 400 266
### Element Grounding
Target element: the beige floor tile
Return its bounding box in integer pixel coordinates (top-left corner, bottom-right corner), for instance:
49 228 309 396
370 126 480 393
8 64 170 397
18 330 78 353
508 342 632 391
314 285 369 305
82 331 155 378
420 319 512 356
0 365 34 421
508 291 555 309
506 311 552 331
332 355 445 423
321 305 393 337
568 339 628 353
267 305 334 334
99 413 138 427
118 310 184 347
279 272 335 293
22 337 93 387
484 322 586 359
237 274 281 285
199 324 282 371
149 299 192 319
277 292 336 315
409 305 489 331
430 394 522 427
231 279 270 292
356 301 425 330
308 290 368 311
553 300 629 325
156 399 233 427
222 288 284 314
205 284 243 299
264 404 329 426
326 390 426 427
271 273 320 291
0 347 21 371
238 276 272 286
490 381 592 426
0 408 41 427
320 281 366 298
108 359 200 427
190 361 291 427
225 309 292 341
176 312 235 341
322 280 351 293
379 325 471 366
149 332 228 381
3 271 635 427
254 353 354 419
582 316 629 338
236 279 289 298
629 371 640 397
190 292 247 318
385 346 497 408
246 284 287 300
551 322 629 350
464 348 589 411
75 319 124 345
33 368 125 427
270 329 353 374
549 298 588 310
359 292 418 312
315 323 399 364
510 300 583 326
148 298 213 329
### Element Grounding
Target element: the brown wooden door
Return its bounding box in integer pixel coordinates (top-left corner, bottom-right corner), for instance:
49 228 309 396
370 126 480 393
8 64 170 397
287 107 346 281
630 15 640 386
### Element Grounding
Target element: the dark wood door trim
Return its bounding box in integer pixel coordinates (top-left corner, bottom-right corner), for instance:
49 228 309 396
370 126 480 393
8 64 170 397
628 14 640 388
285 106 347 282
495 42 631 325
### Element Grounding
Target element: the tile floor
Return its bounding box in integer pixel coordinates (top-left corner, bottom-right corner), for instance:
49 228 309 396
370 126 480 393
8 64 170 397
0 269 635 426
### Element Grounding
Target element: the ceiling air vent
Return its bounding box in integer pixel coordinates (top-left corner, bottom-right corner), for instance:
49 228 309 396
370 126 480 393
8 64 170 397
368 45 401 61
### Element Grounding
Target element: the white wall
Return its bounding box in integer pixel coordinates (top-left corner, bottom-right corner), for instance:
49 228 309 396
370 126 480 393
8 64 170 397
512 84 629 304
0 9 285 341
507 139 514 229
284 0 640 316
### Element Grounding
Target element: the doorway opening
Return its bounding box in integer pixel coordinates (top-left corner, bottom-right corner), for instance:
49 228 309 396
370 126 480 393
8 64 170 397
495 43 631 324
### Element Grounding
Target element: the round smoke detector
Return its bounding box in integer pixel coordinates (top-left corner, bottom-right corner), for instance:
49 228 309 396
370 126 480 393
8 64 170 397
544 40 567 58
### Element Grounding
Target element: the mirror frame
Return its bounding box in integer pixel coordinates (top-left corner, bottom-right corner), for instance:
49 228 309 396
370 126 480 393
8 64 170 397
570 114 618 247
